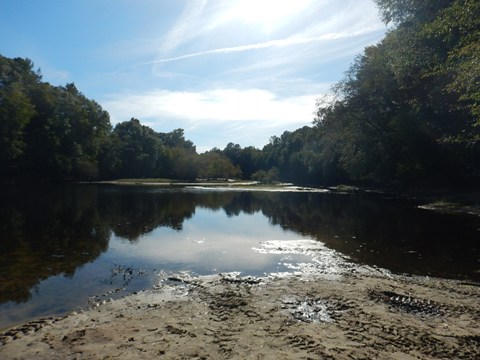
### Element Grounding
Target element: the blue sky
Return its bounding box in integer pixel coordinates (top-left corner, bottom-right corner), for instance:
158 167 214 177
1 0 387 152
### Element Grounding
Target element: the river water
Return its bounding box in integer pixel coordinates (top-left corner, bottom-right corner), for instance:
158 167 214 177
0 184 479 329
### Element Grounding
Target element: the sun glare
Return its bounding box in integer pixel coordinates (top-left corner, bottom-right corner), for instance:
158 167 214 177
227 0 312 32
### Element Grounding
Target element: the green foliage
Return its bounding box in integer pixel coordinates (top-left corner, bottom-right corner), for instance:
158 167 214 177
1 0 479 189
157 128 198 180
0 84 35 169
222 143 263 179
251 167 279 184
306 0 480 187
0 57 37 175
239 0 479 188
0 55 204 182
198 150 241 179
422 0 480 124
0 55 112 180
158 128 196 151
166 146 198 180
105 118 163 178
374 0 451 25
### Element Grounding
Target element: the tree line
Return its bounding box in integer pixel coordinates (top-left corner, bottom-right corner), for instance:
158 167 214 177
0 55 259 182
258 0 479 187
1 0 478 188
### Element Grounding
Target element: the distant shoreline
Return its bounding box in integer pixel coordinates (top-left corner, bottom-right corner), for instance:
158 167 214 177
92 179 331 193
92 180 480 216
96 179 261 187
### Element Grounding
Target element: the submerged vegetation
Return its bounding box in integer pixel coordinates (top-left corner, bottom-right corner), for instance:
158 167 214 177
1 0 479 188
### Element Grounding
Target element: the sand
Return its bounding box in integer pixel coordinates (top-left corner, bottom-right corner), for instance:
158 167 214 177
1 271 479 359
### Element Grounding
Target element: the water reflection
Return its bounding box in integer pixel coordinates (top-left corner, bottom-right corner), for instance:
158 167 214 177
0 185 110 304
259 192 479 280
0 184 479 329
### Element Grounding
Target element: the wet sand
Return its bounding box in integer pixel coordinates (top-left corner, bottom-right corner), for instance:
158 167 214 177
1 271 479 359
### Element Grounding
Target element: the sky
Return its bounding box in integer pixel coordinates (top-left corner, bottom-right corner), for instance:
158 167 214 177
0 0 387 152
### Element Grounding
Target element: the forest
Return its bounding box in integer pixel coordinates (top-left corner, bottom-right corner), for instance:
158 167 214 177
1 0 479 188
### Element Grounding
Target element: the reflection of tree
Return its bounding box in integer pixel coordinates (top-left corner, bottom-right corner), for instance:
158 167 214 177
196 191 237 212
98 189 265 241
98 188 197 240
248 192 480 281
0 185 110 304
223 192 263 217
2 186 478 306
197 190 478 280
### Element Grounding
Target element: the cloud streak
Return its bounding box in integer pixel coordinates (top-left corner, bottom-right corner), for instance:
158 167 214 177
159 0 208 55
144 27 382 65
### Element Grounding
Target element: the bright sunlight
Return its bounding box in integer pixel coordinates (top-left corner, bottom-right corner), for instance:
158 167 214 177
226 0 313 32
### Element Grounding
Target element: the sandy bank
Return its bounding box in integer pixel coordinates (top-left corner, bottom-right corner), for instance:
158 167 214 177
96 180 329 193
1 272 479 359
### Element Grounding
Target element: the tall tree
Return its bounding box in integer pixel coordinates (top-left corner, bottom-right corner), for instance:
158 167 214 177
107 118 163 178
198 150 241 179
0 56 38 177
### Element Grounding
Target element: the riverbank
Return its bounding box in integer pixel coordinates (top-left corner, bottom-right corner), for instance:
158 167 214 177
97 178 260 187
95 179 326 192
1 272 479 359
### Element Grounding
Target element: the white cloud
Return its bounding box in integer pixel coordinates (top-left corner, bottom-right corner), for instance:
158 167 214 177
101 88 322 149
103 88 317 124
97 0 387 150
208 0 314 32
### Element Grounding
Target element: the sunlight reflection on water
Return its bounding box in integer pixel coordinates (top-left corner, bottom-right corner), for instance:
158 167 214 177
253 239 382 278
107 209 317 275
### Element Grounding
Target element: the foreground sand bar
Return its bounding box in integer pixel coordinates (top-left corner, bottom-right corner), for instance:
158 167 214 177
1 271 479 359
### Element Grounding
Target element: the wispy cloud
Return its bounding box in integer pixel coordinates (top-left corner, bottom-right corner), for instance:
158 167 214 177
159 0 208 55
145 28 382 65
99 0 386 150
3 0 386 150
144 0 384 65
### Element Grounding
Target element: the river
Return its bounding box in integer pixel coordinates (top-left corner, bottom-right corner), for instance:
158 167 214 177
0 183 478 329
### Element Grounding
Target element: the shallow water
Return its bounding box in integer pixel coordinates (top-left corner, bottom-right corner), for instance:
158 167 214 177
0 184 479 329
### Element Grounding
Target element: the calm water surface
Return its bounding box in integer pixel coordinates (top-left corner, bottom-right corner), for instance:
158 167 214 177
0 184 479 329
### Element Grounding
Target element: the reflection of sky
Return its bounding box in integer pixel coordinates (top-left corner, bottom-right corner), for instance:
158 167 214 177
0 253 152 329
109 208 313 275
0 207 316 329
